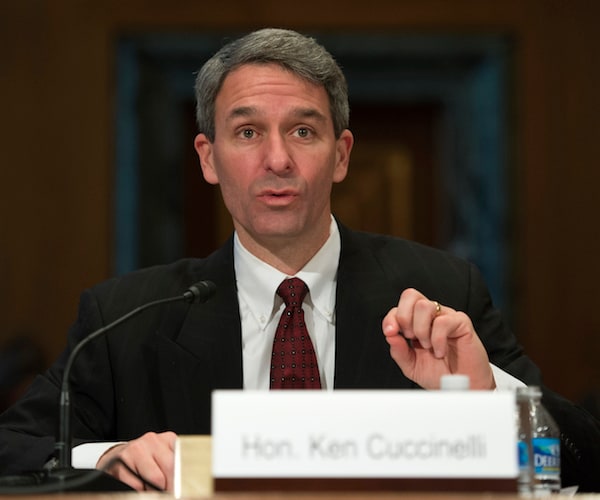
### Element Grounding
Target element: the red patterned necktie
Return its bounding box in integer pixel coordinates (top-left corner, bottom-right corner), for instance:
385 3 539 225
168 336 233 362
270 277 322 389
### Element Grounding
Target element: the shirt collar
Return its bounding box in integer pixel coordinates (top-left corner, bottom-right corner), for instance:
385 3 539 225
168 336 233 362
234 217 340 330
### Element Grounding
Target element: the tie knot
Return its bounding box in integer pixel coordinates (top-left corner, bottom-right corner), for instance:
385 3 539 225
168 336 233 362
277 277 308 307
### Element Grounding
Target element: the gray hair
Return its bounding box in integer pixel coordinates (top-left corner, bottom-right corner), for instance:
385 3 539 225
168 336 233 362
194 28 349 141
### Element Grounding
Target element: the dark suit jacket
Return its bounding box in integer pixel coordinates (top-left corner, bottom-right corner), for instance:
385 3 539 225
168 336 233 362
1 224 599 490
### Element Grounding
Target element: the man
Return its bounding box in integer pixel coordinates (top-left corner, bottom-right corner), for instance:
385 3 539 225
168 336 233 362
1 28 599 492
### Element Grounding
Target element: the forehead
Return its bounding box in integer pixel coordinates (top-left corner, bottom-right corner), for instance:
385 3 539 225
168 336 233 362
215 63 331 118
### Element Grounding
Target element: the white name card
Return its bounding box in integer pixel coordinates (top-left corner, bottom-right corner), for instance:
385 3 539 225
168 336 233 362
211 390 517 479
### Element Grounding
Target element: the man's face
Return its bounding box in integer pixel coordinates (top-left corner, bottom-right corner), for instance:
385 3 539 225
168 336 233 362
195 63 353 255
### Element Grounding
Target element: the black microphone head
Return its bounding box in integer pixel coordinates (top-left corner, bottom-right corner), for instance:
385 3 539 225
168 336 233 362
184 280 217 303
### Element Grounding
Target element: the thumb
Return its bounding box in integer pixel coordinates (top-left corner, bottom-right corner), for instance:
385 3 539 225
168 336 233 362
383 323 414 371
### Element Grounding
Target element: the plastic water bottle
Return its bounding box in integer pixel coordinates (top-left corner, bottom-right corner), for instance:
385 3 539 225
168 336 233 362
517 386 561 496
530 386 561 495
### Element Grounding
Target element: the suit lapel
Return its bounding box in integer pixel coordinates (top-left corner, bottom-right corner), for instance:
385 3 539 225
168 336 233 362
150 238 243 433
334 224 416 389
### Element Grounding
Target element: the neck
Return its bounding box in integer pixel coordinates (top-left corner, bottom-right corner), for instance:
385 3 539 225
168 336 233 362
236 225 331 276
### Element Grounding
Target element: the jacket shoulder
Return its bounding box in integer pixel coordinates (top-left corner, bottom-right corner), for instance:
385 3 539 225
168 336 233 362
341 227 470 272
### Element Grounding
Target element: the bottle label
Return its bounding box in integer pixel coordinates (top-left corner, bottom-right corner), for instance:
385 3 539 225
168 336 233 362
532 437 560 475
518 440 529 470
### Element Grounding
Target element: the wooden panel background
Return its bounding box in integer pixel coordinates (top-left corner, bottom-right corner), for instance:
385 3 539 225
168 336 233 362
0 0 599 405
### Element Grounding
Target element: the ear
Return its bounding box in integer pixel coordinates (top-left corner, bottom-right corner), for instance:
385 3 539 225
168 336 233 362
332 129 354 183
194 133 219 185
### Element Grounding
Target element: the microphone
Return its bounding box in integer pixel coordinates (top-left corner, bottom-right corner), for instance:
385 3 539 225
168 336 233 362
2 280 216 493
182 280 217 305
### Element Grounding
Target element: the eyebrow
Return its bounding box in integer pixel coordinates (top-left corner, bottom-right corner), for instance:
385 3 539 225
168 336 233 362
293 108 328 123
226 106 257 121
226 106 328 123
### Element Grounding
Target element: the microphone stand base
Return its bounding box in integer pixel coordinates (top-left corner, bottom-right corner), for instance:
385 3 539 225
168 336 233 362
0 467 133 493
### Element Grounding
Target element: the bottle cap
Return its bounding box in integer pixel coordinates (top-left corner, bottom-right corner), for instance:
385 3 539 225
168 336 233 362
440 374 470 390
517 385 541 399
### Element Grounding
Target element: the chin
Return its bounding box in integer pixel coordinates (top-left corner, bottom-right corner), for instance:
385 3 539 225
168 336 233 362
252 222 307 241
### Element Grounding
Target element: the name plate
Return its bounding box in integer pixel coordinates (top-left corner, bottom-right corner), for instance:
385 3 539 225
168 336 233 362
212 390 517 479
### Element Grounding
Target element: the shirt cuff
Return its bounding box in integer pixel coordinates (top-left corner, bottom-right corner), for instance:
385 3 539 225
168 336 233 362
490 363 527 390
72 442 123 469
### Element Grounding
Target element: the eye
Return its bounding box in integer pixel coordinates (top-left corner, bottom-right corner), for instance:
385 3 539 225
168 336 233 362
241 129 255 139
295 127 311 138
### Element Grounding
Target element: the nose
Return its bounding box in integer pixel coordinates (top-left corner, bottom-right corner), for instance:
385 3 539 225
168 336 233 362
263 133 293 174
